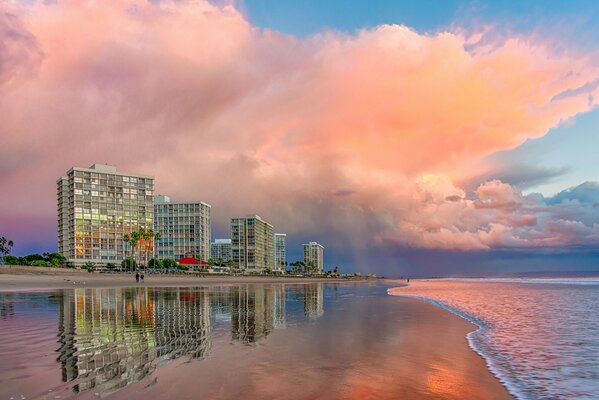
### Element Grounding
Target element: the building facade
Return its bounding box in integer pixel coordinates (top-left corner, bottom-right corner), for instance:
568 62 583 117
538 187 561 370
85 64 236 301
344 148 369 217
57 164 154 265
303 242 324 274
274 233 286 271
230 215 274 272
153 195 211 262
210 238 232 262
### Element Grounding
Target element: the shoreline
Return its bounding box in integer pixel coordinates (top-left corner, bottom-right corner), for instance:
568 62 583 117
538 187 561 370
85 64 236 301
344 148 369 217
387 283 516 400
0 265 368 292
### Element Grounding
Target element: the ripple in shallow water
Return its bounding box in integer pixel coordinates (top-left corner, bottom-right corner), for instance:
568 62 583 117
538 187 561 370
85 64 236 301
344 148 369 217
389 279 599 400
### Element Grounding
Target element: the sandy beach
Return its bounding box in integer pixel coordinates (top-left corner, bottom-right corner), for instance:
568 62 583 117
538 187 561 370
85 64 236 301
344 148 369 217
0 265 361 291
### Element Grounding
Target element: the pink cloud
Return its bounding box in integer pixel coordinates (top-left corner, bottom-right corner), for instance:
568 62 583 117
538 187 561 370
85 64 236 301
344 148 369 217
1 0 598 254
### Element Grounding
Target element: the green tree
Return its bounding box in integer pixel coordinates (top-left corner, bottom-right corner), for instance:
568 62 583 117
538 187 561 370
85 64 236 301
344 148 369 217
148 258 163 268
4 255 19 265
31 260 48 267
208 258 215 267
163 258 177 269
24 254 45 264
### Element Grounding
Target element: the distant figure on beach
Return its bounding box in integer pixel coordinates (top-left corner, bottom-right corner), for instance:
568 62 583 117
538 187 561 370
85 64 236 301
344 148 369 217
141 273 145 283
407 278 410 283
135 272 139 283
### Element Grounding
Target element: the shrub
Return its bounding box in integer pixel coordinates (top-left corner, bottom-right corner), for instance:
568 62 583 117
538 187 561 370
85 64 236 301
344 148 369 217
163 258 177 269
121 258 136 270
30 260 48 267
82 262 95 272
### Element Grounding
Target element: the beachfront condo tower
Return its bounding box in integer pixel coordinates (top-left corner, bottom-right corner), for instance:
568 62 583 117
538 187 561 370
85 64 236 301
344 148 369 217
303 242 324 274
274 233 287 271
210 238 232 262
57 164 154 265
230 215 275 272
153 195 211 262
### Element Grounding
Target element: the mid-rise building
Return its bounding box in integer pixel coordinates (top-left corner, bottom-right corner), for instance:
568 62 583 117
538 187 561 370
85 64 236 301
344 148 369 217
57 164 154 265
230 215 274 272
153 195 211 262
303 241 324 274
274 233 287 271
210 238 232 262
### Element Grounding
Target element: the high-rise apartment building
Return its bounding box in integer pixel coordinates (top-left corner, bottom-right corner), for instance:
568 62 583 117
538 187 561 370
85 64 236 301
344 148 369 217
153 195 211 262
230 215 274 272
303 242 324 274
274 233 286 271
210 238 232 261
57 164 154 265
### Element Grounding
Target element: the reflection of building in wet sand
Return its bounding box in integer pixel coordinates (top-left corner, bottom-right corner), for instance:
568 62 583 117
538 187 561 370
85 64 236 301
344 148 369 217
272 284 286 329
230 285 286 343
153 288 211 361
56 287 212 396
303 283 324 319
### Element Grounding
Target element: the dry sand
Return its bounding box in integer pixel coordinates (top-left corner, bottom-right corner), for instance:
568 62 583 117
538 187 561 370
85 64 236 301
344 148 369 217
0 265 362 291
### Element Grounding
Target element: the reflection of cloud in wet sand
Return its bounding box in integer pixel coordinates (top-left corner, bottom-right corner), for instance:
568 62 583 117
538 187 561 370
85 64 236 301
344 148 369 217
216 296 509 400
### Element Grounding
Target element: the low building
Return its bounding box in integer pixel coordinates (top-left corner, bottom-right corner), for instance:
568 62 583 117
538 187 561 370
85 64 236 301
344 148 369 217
210 238 232 262
153 195 211 262
303 242 324 274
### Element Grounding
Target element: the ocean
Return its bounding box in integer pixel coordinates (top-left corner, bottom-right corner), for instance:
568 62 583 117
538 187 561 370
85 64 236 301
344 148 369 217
389 278 599 399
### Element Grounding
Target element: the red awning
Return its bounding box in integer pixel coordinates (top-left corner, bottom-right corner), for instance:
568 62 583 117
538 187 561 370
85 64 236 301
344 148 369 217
178 257 198 265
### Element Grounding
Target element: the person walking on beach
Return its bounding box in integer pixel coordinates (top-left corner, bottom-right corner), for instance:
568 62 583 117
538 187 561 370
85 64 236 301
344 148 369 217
140 273 145 283
135 272 139 283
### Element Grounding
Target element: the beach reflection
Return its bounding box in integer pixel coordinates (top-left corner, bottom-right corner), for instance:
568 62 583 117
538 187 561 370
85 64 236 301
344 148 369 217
51 284 321 396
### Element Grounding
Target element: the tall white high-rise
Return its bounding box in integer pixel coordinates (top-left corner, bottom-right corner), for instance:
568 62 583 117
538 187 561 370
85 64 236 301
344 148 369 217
274 233 286 271
230 215 274 272
303 242 324 274
57 164 154 265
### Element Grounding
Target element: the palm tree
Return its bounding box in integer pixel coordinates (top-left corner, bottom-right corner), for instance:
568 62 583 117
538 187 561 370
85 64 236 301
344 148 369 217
0 237 14 265
141 228 160 270
152 231 161 268
124 231 140 272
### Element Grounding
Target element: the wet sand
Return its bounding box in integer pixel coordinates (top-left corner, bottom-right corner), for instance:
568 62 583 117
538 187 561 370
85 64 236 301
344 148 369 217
0 265 360 291
110 295 511 400
0 274 512 399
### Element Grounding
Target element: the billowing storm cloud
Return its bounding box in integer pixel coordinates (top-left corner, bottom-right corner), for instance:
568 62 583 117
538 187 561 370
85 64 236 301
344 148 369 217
1 0 598 260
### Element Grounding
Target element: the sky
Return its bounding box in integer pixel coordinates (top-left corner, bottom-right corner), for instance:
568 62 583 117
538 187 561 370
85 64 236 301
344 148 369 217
1 0 599 276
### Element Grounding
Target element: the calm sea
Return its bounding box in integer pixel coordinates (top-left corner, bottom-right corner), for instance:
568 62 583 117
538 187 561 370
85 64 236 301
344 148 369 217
389 278 599 399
